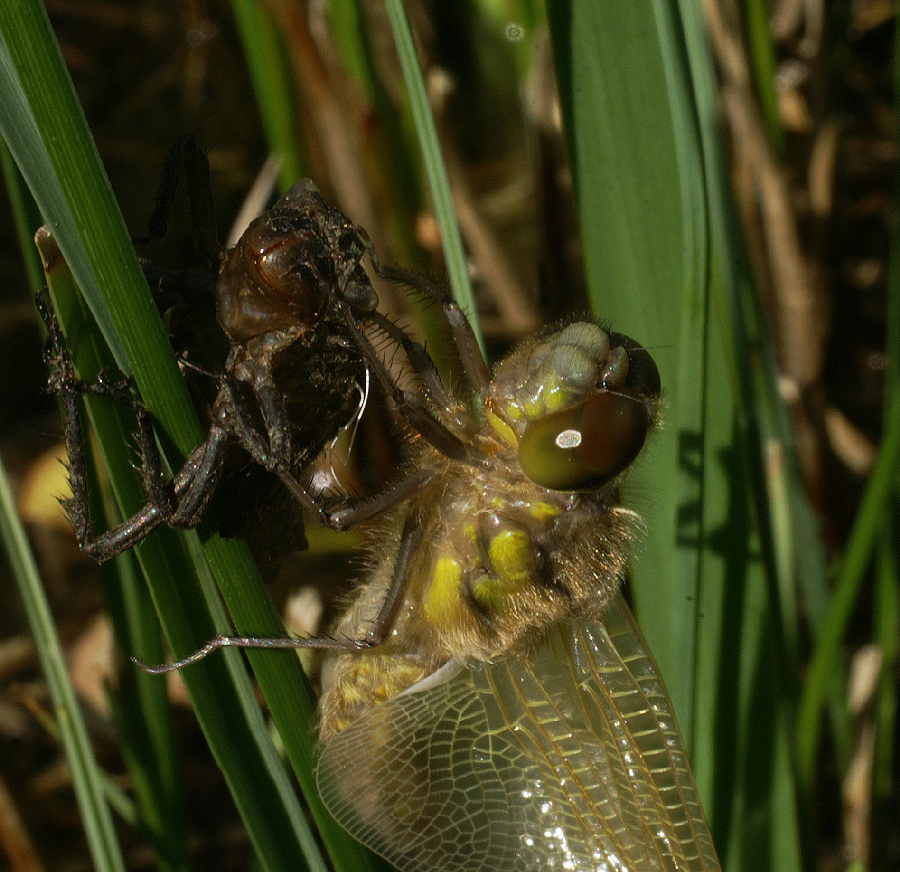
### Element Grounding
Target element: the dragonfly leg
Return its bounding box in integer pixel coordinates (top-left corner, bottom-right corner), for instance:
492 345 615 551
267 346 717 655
324 467 437 530
36 287 229 561
135 508 425 673
335 300 482 466
361 231 491 397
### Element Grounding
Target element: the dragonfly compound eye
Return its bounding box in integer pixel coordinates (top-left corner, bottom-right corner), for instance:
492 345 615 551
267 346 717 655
516 334 661 492
518 390 653 491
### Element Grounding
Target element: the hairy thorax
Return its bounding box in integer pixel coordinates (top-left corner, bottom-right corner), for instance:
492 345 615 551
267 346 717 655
318 443 639 742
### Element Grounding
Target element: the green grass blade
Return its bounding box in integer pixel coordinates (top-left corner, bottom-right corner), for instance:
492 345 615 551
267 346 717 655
2 78 190 872
100 539 187 872
547 0 709 740
383 0 482 346
38 235 324 872
547 3 810 869
3 130 189 872
229 0 305 190
0 453 127 872
741 0 783 155
680 4 816 863
7 136 190 870
678 8 811 867
795 390 900 793
0 3 350 870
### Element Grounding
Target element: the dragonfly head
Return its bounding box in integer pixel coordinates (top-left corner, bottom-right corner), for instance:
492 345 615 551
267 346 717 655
488 323 660 492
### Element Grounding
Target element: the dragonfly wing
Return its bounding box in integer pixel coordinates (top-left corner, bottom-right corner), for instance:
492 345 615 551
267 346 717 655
316 593 720 872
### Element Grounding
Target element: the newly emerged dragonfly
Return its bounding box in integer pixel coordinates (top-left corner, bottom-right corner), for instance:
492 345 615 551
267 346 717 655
313 317 722 872
146 263 722 869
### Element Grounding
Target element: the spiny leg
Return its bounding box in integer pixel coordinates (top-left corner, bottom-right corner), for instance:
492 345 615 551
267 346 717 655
161 427 229 525
36 288 229 561
327 467 437 530
336 299 482 466
135 508 426 673
366 309 451 407
37 289 166 555
360 229 491 397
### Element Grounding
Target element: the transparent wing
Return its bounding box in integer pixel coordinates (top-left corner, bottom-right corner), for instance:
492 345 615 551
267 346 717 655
316 593 721 872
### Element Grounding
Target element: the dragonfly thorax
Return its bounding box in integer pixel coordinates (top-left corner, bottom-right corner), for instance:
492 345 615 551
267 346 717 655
319 444 640 741
320 322 660 744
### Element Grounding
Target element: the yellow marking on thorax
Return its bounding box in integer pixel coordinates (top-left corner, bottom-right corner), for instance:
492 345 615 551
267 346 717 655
486 408 517 448
504 402 524 421
543 383 571 412
471 528 531 610
423 555 464 629
530 501 562 520
423 526 540 629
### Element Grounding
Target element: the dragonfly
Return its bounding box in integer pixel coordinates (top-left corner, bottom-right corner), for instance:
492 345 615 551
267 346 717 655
144 246 722 869
313 314 722 872
38 138 387 569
